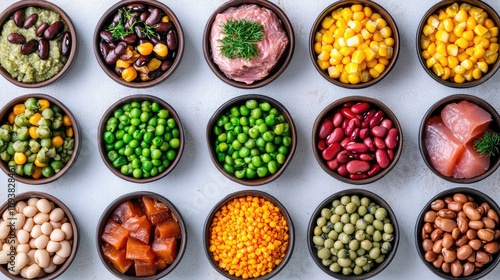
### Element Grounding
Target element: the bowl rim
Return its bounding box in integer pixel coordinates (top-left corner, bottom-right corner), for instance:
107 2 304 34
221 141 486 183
418 94 500 183
93 0 185 88
415 0 500 88
0 93 81 185
0 0 78 88
202 0 295 89
206 94 297 186
311 95 404 184
0 191 79 280
97 94 184 183
203 189 295 280
95 191 187 280
414 187 500 279
307 188 400 279
309 0 400 89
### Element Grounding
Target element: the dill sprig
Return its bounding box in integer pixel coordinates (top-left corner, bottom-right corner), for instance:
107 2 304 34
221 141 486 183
220 19 264 60
474 131 500 157
107 8 156 39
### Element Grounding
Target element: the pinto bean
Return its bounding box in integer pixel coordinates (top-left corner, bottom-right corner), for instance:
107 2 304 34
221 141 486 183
463 262 475 277
441 233 454 249
438 209 456 219
463 202 482 221
457 245 473 260
468 239 482 251
431 199 445 211
477 229 495 242
422 239 434 251
450 260 463 277
447 201 463 212
455 235 469 247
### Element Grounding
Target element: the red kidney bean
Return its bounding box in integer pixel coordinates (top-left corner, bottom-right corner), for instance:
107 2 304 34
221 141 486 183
160 60 173 72
359 128 370 140
371 126 388 138
350 102 370 114
346 160 370 173
350 173 369 180
113 42 128 56
36 22 49 37
7 33 26 44
23 13 38 29
350 128 360 141
337 150 353 163
100 30 114 43
13 9 24 27
326 127 344 146
322 143 342 161
134 55 149 67
337 164 349 177
333 112 343 127
317 140 326 151
114 66 124 76
341 119 349 131
369 110 385 128
381 119 393 130
127 3 146 12
61 31 71 57
387 149 395 161
368 164 382 176
20 39 38 55
363 137 376 152
376 149 390 168
146 8 162 25
122 34 138 45
340 137 350 149
100 41 110 58
374 137 386 150
327 159 339 170
43 21 64 40
341 108 358 119
343 102 354 108
166 30 178 51
363 109 376 122
346 142 368 153
139 12 150 23
156 22 173 33
385 128 399 149
319 119 334 139
345 118 360 136
38 38 49 60
105 51 120 65
359 153 374 161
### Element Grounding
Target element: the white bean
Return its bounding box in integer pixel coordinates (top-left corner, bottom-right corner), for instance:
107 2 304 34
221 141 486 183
50 221 62 229
41 222 53 236
27 198 39 206
34 235 49 249
43 261 57 274
2 209 15 221
15 201 27 214
46 241 60 253
8 252 28 273
0 250 9 264
56 240 71 258
61 217 68 223
36 199 52 214
17 243 31 254
52 254 66 265
49 208 65 222
30 225 42 239
17 229 30 244
61 223 73 240
50 229 65 242
26 263 42 279
27 249 36 265
33 213 49 225
20 266 28 278
23 206 38 218
0 221 9 239
29 238 36 249
3 243 11 251
34 249 50 268
13 213 26 229
22 217 34 232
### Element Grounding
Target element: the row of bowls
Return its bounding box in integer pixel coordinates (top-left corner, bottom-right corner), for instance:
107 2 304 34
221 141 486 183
0 93 499 185
2 187 499 279
0 0 499 89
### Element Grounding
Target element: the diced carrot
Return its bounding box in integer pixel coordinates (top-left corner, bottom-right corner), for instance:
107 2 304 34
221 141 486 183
112 200 144 224
122 215 152 244
126 237 155 261
102 243 133 274
155 219 181 239
102 220 130 250
152 237 178 264
157 259 167 271
142 196 171 225
134 259 158 277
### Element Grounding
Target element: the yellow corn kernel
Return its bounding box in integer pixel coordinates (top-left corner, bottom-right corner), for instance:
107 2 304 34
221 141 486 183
442 18 455 32
454 22 467 37
474 25 488 37
351 4 363 12
455 37 469 49
477 61 488 73
341 7 353 20
339 72 350 83
336 64 344 73
369 68 380 78
446 44 459 56
317 59 330 70
161 15 169 22
137 42 154 56
359 61 367 71
314 42 322 54
477 37 490 49
327 66 341 79
338 46 351 56
348 20 363 33
465 47 474 56
466 16 477 31
348 73 361 84
448 56 459 68
338 37 347 48
454 65 466 75
427 42 437 55
66 127 73 138
315 31 323 42
318 51 330 61
29 113 42 126
370 13 381 21
29 127 38 139
432 63 444 76
370 41 379 52
329 57 339 66
351 49 366 64
334 27 346 39
489 43 499 53
322 16 335 29
472 68 483 80
374 63 386 74
457 52 469 62
344 28 356 39
375 18 387 29
147 58 162 71
489 27 499 37
421 35 431 49
380 26 392 38
322 31 334 44
346 35 362 47
472 45 485 59
461 59 473 70
14 152 26 165
330 48 343 59
436 43 447 56
63 115 71 127
421 50 431 60
38 99 50 111
367 58 378 69
460 3 472 11
448 32 458 43
428 15 440 28
438 10 449 21
378 57 389 66
364 47 377 61
122 66 137 82
441 67 452 80
454 74 465 83
337 18 348 29
360 70 370 82
445 3 459 17
360 28 372 40
378 44 388 57
345 62 359 74
438 56 448 67
484 19 494 29
366 20 377 33
13 104 25 115
463 69 473 81
436 30 450 43
461 30 474 41
485 52 498 64
116 59 130 69
455 9 468 23
52 136 64 148
384 37 394 47
363 7 372 18
7 112 15 124
353 11 365 22
341 56 351 65
372 31 383 42
322 44 334 53
469 56 478 64
331 8 342 20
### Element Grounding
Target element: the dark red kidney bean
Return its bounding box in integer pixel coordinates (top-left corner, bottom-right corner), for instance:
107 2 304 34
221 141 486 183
13 9 25 27
44 21 64 40
322 143 342 161
112 11 123 27
359 128 370 140
350 173 369 180
114 42 127 56
346 142 368 153
124 15 137 30
151 35 163 45
7 33 26 44
122 34 137 45
385 128 399 149
127 3 146 12
381 119 393 130
140 12 150 23
61 32 71 56
326 127 344 145
108 42 117 49
319 119 334 139
38 38 49 60
369 110 385 128
371 126 388 138
333 112 343 127
23 13 38 29
350 102 370 114
376 149 390 168
166 30 178 51
341 108 357 119
20 39 38 55
340 137 350 149
135 55 149 67
100 41 110 58
317 140 327 151
363 138 375 152
134 26 147 39
359 153 374 161
363 109 376 122
343 102 354 108
36 22 49 37
156 22 173 33
160 60 172 72
346 160 370 173
337 150 353 163
345 118 360 136
100 30 114 42
350 128 360 142
149 69 163 80
146 8 162 25
374 137 386 150
337 164 349 177
387 149 395 161
114 67 123 76
105 51 120 65
327 159 339 170
368 164 382 176
341 119 349 131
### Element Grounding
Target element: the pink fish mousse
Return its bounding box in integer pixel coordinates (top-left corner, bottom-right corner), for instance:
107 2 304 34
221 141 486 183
210 4 289 84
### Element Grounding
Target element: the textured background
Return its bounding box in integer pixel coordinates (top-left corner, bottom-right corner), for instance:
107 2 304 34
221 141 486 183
0 0 499 279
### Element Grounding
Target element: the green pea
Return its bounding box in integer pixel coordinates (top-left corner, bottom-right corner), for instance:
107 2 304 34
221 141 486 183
355 230 366 241
238 147 249 158
255 137 265 148
383 233 394 242
313 236 325 246
223 164 234 174
317 217 327 227
349 239 360 251
338 257 352 268
369 247 380 260
361 197 370 206
356 219 368 231
244 139 255 149
158 109 169 119
167 118 176 129
373 220 384 231
335 205 346 215
230 106 240 117
337 248 348 258
245 168 256 179
363 214 374 224
343 223 355 235
328 230 338 241
245 100 258 109
375 208 388 221
132 168 143 178
373 230 382 242
340 213 350 224
265 142 276 153
321 208 332 219
317 248 331 260
108 150 118 161
256 166 268 177
169 138 180 149
268 160 278 174
360 240 372 251
330 214 340 224
353 265 363 275
333 222 344 233
330 263 341 273
366 225 375 235
334 240 344 250
322 259 333 267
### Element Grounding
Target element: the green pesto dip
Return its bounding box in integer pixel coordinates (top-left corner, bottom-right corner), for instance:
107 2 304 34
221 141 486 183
0 7 68 83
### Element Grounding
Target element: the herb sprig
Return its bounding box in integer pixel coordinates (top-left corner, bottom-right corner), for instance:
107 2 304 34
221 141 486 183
220 19 264 60
474 131 500 157
107 8 156 40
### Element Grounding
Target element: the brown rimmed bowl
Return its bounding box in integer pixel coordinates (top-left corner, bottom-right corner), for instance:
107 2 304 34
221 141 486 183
206 94 297 186
0 94 81 185
418 94 500 183
416 0 500 88
202 0 295 89
97 94 184 183
0 191 79 280
415 187 500 279
309 0 400 89
312 96 403 185
93 0 184 88
0 0 77 88
96 191 187 279
307 189 399 279
203 190 295 279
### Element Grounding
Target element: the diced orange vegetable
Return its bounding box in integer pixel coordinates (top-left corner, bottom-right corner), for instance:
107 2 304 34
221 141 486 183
34 158 47 168
13 104 25 115
112 200 144 224
134 259 158 277
32 167 42 179
157 259 167 271
14 152 27 165
142 197 171 225
29 113 42 126
152 237 178 264
63 115 72 127
8 112 15 124
38 99 50 110
52 136 64 148
126 237 155 261
122 215 152 244
102 243 133 274
102 220 130 250
66 127 73 138
155 219 181 239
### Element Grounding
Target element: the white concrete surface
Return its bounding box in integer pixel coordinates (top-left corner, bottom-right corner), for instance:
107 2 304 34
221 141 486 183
0 0 499 279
